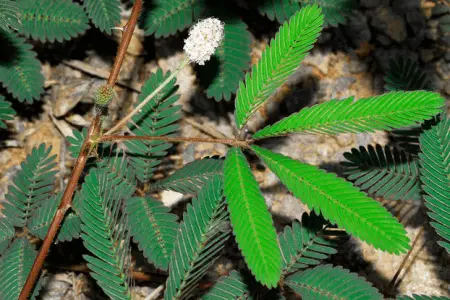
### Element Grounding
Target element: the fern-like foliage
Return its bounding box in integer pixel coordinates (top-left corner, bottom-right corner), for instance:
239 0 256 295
164 176 230 300
397 295 450 300
342 145 422 201
0 0 21 32
257 0 300 23
300 0 357 27
0 96 15 129
279 212 345 277
3 144 57 227
125 197 178 271
79 168 134 300
285 265 382 299
127 68 181 183
419 117 450 254
202 270 251 299
152 157 224 194
27 193 81 242
199 18 252 101
0 31 44 103
253 91 444 139
18 0 89 42
0 217 14 255
223 148 281 288
0 238 42 299
235 5 324 129
384 57 432 91
141 0 205 38
252 145 410 254
83 0 121 34
67 128 87 159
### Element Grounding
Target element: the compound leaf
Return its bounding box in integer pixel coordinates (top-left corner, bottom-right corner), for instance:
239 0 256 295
253 91 444 139
0 238 42 300
152 157 224 195
252 145 410 254
0 96 15 129
384 57 432 91
27 193 81 242
223 148 281 288
83 0 121 34
200 18 252 102
164 176 230 300
79 168 134 300
202 271 252 300
0 31 44 103
279 212 345 277
342 144 422 201
0 0 21 32
285 265 382 299
299 0 357 27
125 197 178 271
3 143 57 227
18 0 90 42
419 117 450 254
142 0 205 38
257 0 300 23
0 217 14 255
127 68 181 183
235 5 323 129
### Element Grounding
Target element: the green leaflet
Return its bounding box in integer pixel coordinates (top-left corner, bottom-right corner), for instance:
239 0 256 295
199 18 252 102
279 212 345 277
419 117 450 254
202 270 284 300
342 145 422 201
251 145 410 254
0 217 14 255
152 157 224 195
223 148 281 288
164 176 230 299
27 193 81 242
257 0 300 23
0 238 42 300
202 271 252 300
235 5 324 129
18 0 89 43
0 31 44 103
285 265 382 299
0 96 15 129
253 91 445 139
3 143 57 227
384 57 432 91
397 295 450 300
0 0 21 32
79 168 134 300
83 0 121 34
67 128 87 159
141 0 205 37
125 197 178 271
126 67 181 183
300 0 357 27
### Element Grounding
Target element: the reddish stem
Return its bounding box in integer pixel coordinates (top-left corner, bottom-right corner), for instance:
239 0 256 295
19 1 143 298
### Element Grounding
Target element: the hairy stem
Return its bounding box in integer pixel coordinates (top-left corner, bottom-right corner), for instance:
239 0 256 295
19 1 143 298
99 134 251 148
104 58 190 135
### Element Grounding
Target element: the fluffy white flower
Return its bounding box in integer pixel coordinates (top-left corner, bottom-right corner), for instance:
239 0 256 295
183 18 224 65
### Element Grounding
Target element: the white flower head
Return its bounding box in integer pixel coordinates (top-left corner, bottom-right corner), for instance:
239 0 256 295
183 18 224 65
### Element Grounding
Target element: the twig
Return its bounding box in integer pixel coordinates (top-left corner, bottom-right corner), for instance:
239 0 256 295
145 284 165 300
104 58 189 135
99 134 251 148
19 1 143 298
386 227 424 295
183 118 231 139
